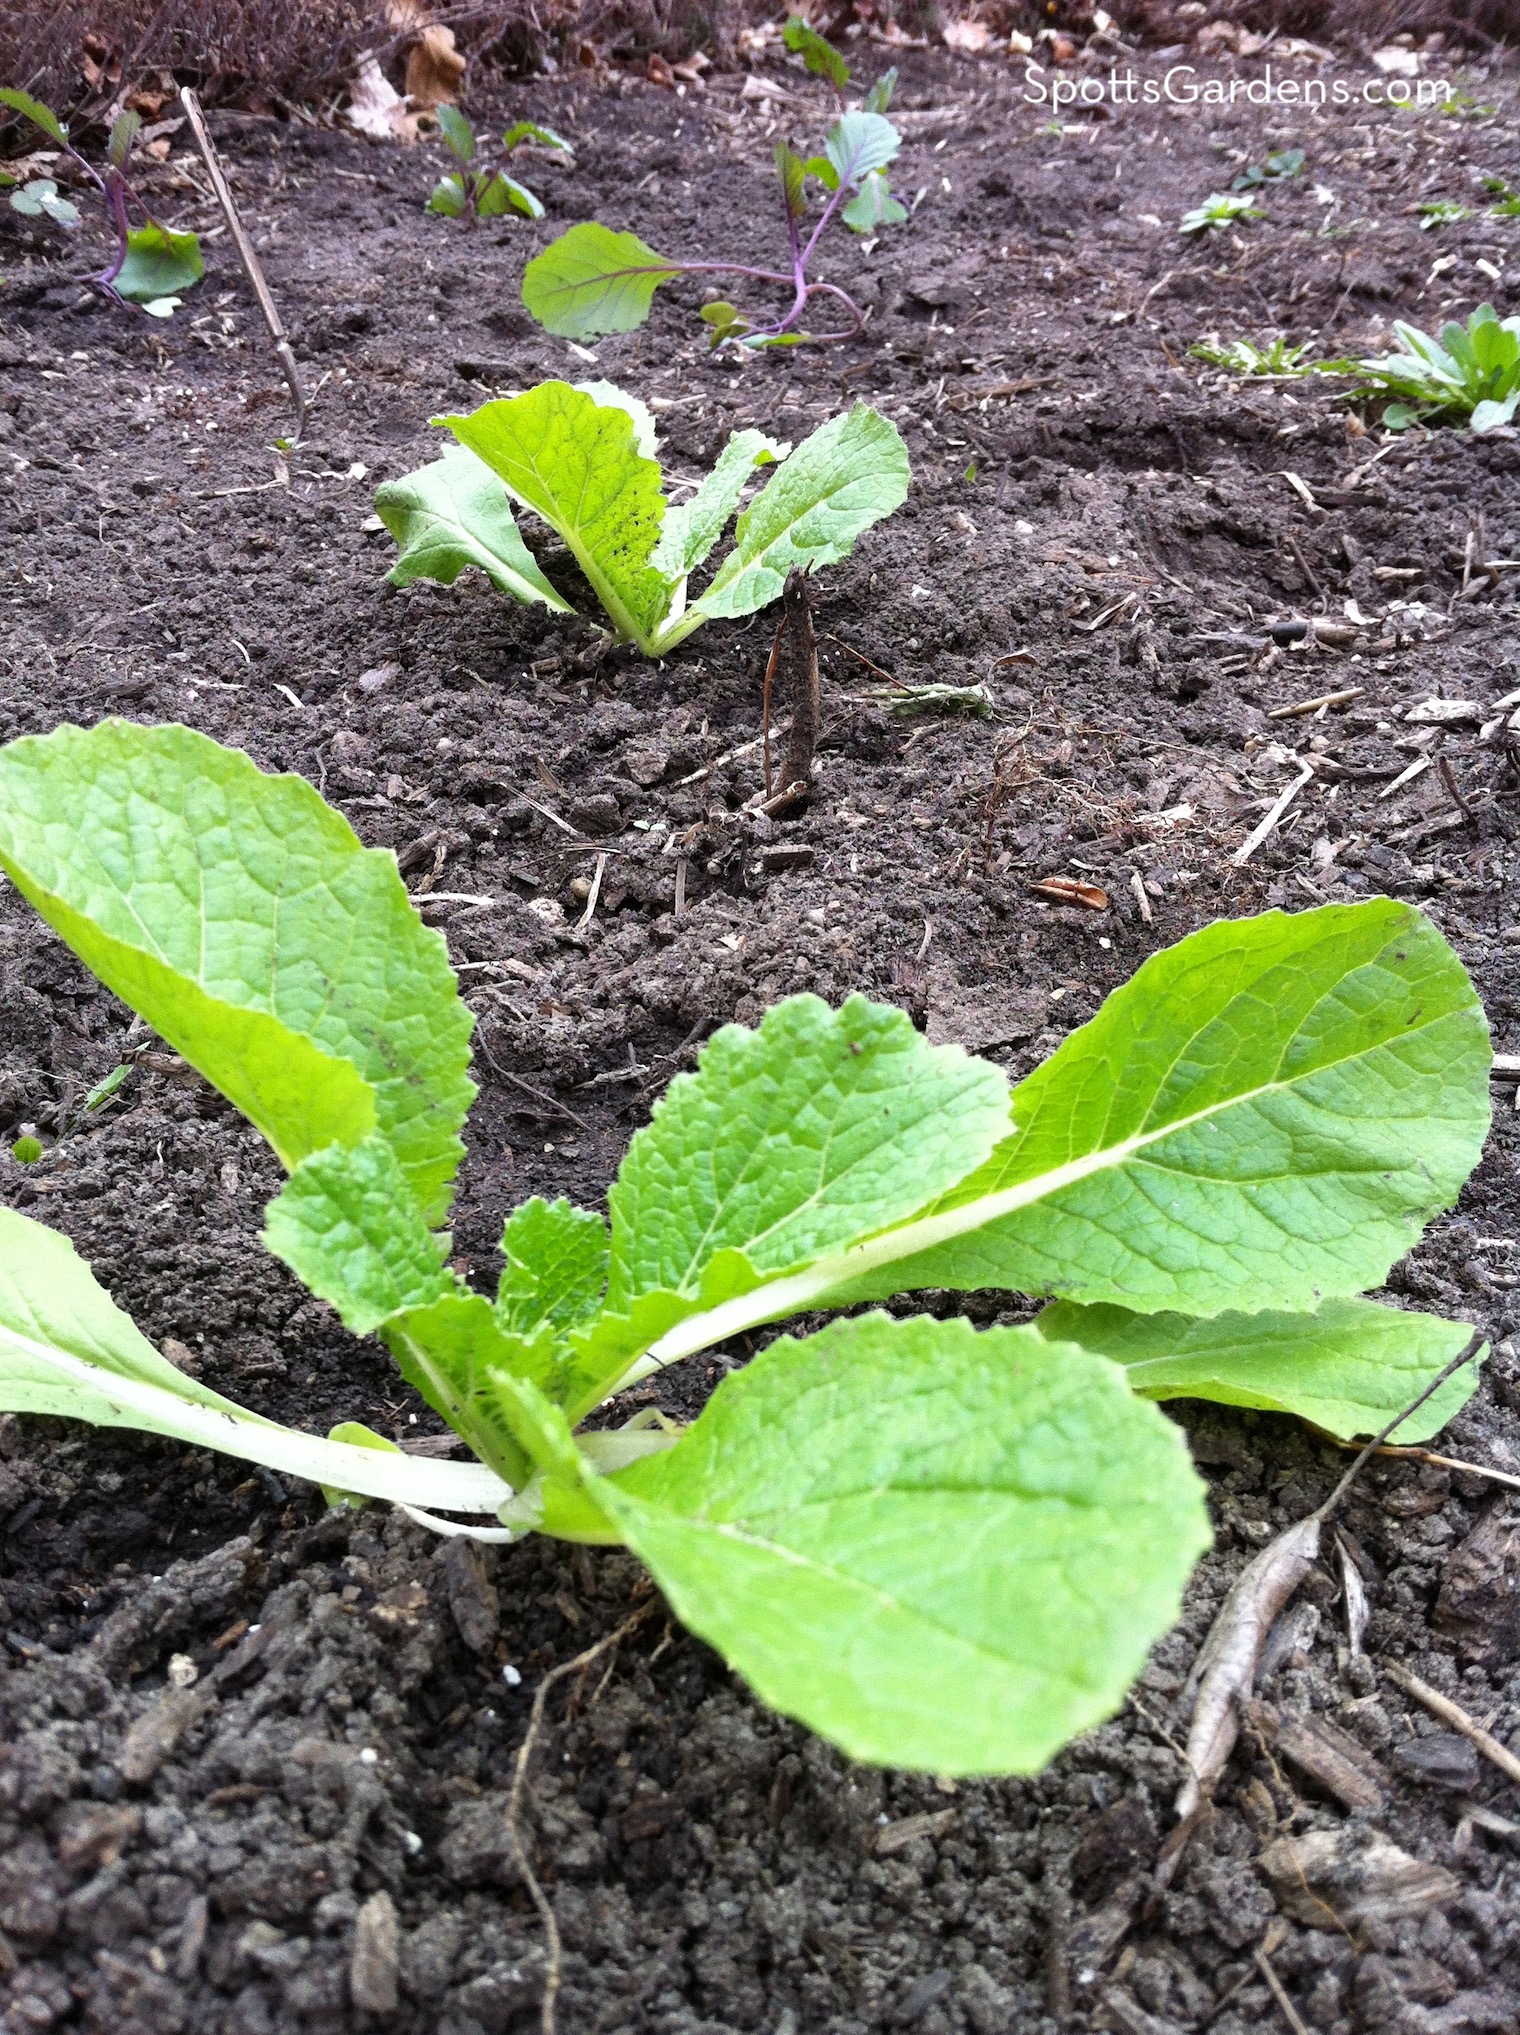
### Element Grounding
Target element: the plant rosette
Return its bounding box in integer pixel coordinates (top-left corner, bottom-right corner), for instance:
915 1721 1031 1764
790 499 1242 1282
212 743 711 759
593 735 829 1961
374 378 910 657
0 722 1492 1774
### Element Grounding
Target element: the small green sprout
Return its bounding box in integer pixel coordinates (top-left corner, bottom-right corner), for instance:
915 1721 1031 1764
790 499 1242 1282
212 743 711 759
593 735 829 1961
1232 148 1305 191
1483 177 1520 219
1180 192 1266 236
1191 336 1314 378
1418 199 1470 230
427 108 572 225
9 1133 43 1165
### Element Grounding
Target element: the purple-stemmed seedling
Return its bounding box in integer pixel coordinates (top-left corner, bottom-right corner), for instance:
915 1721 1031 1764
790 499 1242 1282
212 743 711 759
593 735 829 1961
1 88 203 316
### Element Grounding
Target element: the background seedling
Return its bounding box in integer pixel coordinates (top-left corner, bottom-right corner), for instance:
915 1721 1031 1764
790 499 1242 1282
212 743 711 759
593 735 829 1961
0 720 1494 1778
1321 303 1520 432
1484 177 1520 218
521 21 903 347
1191 335 1314 377
1180 191 1266 235
1418 198 1470 229
1232 147 1305 190
375 379 910 657
0 87 202 316
427 108 572 225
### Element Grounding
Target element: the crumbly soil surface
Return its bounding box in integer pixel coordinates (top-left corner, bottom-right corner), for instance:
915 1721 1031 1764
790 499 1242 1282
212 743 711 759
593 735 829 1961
3 37 1520 2035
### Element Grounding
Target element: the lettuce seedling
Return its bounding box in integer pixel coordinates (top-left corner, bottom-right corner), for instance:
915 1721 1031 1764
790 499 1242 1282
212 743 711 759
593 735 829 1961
0 721 1493 1773
427 109 572 225
0 88 202 317
521 27 903 347
1191 336 1314 377
1418 199 1470 229
374 379 909 657
1320 303 1520 433
1180 191 1266 235
1484 177 1520 220
1232 147 1305 191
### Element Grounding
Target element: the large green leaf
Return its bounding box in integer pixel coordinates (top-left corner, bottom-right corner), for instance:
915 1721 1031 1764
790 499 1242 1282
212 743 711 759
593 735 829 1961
824 111 900 188
521 222 682 340
1036 1296 1482 1442
782 16 852 91
0 1204 510 1512
375 448 572 610
115 223 202 307
819 902 1489 1319
0 87 68 145
605 993 1010 1309
0 722 474 1221
595 1313 1211 1773
689 406 909 624
651 428 788 581
442 383 674 647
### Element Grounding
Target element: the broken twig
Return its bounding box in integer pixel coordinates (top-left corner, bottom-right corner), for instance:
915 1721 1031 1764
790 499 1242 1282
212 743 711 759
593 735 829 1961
179 89 305 437
1384 1664 1520 1790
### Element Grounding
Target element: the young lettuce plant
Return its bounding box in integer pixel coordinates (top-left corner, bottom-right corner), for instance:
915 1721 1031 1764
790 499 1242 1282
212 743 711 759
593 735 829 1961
0 721 1493 1774
374 379 909 657
1320 303 1520 433
1180 191 1266 235
521 27 902 347
427 109 572 225
1190 335 1314 377
0 88 203 317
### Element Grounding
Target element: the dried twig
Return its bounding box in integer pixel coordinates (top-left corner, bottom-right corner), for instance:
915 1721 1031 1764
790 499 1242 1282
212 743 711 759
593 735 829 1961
508 1609 652 2035
576 852 607 931
1268 687 1365 721
776 570 820 802
1254 1940 1312 2035
1232 762 1315 867
1166 1332 1484 1849
1384 1664 1520 1789
179 88 305 437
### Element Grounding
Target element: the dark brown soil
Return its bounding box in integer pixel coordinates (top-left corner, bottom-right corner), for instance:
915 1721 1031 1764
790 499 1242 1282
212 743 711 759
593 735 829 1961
3 34 1520 2035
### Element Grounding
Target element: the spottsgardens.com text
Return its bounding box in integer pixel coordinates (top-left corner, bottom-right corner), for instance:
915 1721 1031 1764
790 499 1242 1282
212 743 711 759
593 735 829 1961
1023 63 1455 111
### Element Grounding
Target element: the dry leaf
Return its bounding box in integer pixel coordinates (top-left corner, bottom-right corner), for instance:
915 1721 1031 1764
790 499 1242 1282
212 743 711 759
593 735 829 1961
1172 1513 1322 1826
346 53 420 141
1029 876 1109 911
646 53 677 87
1258 1828 1457 1927
406 24 465 108
942 17 994 51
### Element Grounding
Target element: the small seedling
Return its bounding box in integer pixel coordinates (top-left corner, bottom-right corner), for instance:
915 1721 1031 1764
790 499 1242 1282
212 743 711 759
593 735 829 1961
521 21 903 346
1320 303 1520 433
1191 335 1314 377
1180 191 1266 235
0 721 1493 1773
427 109 571 225
0 88 202 316
1418 199 1470 229
1232 147 1305 191
1482 177 1520 219
9 1132 43 1164
375 378 909 657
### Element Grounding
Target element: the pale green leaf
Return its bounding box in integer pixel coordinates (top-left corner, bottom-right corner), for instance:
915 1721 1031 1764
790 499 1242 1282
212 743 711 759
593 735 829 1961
0 1204 509 1512
426 174 468 216
375 447 572 610
825 111 900 188
435 103 474 161
842 169 906 234
573 379 657 457
651 428 788 580
775 142 807 223
690 405 909 622
0 721 474 1221
596 1313 1211 1773
497 1197 609 1337
1035 1296 1482 1442
606 993 1010 1309
107 111 140 169
442 382 674 647
264 1136 455 1337
382 1291 551 1486
862 67 897 114
822 901 1490 1319
115 223 202 305
521 221 682 340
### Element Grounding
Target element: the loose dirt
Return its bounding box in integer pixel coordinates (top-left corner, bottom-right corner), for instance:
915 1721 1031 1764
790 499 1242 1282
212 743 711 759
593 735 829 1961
2 38 1520 2035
